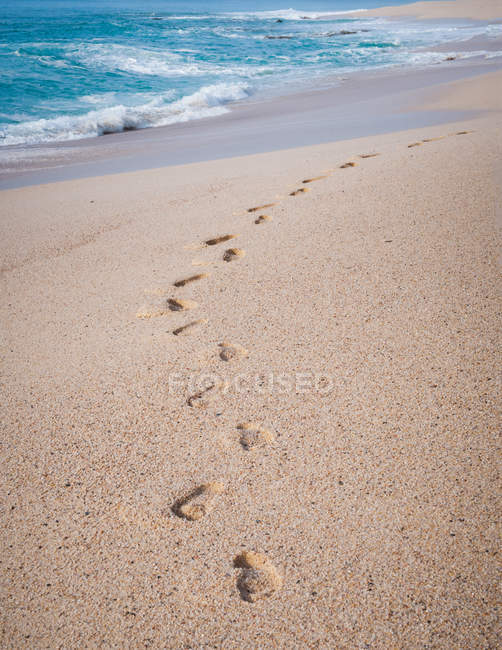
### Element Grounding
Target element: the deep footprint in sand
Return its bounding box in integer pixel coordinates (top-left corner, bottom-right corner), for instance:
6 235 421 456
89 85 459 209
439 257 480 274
223 248 245 262
302 175 328 183
234 551 283 602
254 215 272 224
219 342 248 361
422 136 445 143
187 381 227 407
408 142 423 148
173 482 225 521
173 318 208 336
290 188 310 196
237 422 274 450
340 161 357 168
247 203 277 213
455 130 472 136
174 273 209 288
359 153 380 158
205 234 237 246
168 298 198 311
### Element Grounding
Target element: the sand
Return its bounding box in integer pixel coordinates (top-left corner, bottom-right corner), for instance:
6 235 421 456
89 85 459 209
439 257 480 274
1 4 501 648
352 0 502 20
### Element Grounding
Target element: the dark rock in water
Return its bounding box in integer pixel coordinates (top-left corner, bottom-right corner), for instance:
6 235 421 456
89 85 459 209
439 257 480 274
265 35 293 40
151 17 162 20
275 19 283 23
300 16 311 19
445 56 456 61
101 125 137 136
361 29 370 32
326 30 358 37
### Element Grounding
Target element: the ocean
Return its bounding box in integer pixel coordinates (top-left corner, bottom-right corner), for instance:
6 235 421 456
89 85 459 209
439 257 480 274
1 0 501 147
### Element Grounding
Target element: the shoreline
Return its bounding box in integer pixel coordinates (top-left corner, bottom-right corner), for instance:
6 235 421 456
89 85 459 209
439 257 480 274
1 33 501 190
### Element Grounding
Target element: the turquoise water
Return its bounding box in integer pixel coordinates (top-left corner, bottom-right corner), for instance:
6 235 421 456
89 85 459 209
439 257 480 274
1 0 501 146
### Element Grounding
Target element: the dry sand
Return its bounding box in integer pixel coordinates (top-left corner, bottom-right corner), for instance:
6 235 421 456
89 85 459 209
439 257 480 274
352 0 502 21
1 22 501 650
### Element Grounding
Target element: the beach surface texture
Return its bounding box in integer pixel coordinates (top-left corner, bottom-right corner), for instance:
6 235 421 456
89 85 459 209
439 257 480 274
1 0 501 647
352 0 502 20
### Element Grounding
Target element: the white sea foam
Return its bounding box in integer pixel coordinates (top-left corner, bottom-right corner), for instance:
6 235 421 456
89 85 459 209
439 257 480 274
226 8 367 20
66 43 270 78
0 82 250 146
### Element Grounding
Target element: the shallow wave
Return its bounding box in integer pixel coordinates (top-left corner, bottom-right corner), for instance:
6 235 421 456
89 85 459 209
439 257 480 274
69 43 211 77
225 8 367 20
0 82 250 146
67 42 270 78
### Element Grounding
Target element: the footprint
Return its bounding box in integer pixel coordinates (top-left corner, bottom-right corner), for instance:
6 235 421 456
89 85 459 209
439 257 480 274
340 162 357 168
247 203 277 213
187 381 227 407
237 423 274 450
136 307 170 319
255 215 272 224
173 318 208 336
219 342 248 361
168 298 198 311
290 188 310 196
174 273 209 288
302 175 328 183
173 482 225 521
205 234 237 246
234 551 283 602
223 248 245 262
408 142 423 148
359 153 380 159
422 136 445 143
455 130 472 136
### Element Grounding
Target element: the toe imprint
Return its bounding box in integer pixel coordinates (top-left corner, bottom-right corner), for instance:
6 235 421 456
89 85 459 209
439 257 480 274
168 298 198 311
340 162 357 168
237 422 274 449
234 551 282 602
223 248 245 262
205 234 237 246
219 342 248 361
174 273 208 287
173 318 208 336
254 215 271 224
247 203 277 213
174 482 225 521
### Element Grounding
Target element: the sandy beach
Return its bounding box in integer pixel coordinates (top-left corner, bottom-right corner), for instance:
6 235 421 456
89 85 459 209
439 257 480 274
350 0 502 20
1 1 501 647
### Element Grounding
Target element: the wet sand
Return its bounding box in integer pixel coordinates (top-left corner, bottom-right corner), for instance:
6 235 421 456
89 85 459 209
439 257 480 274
1 41 502 190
